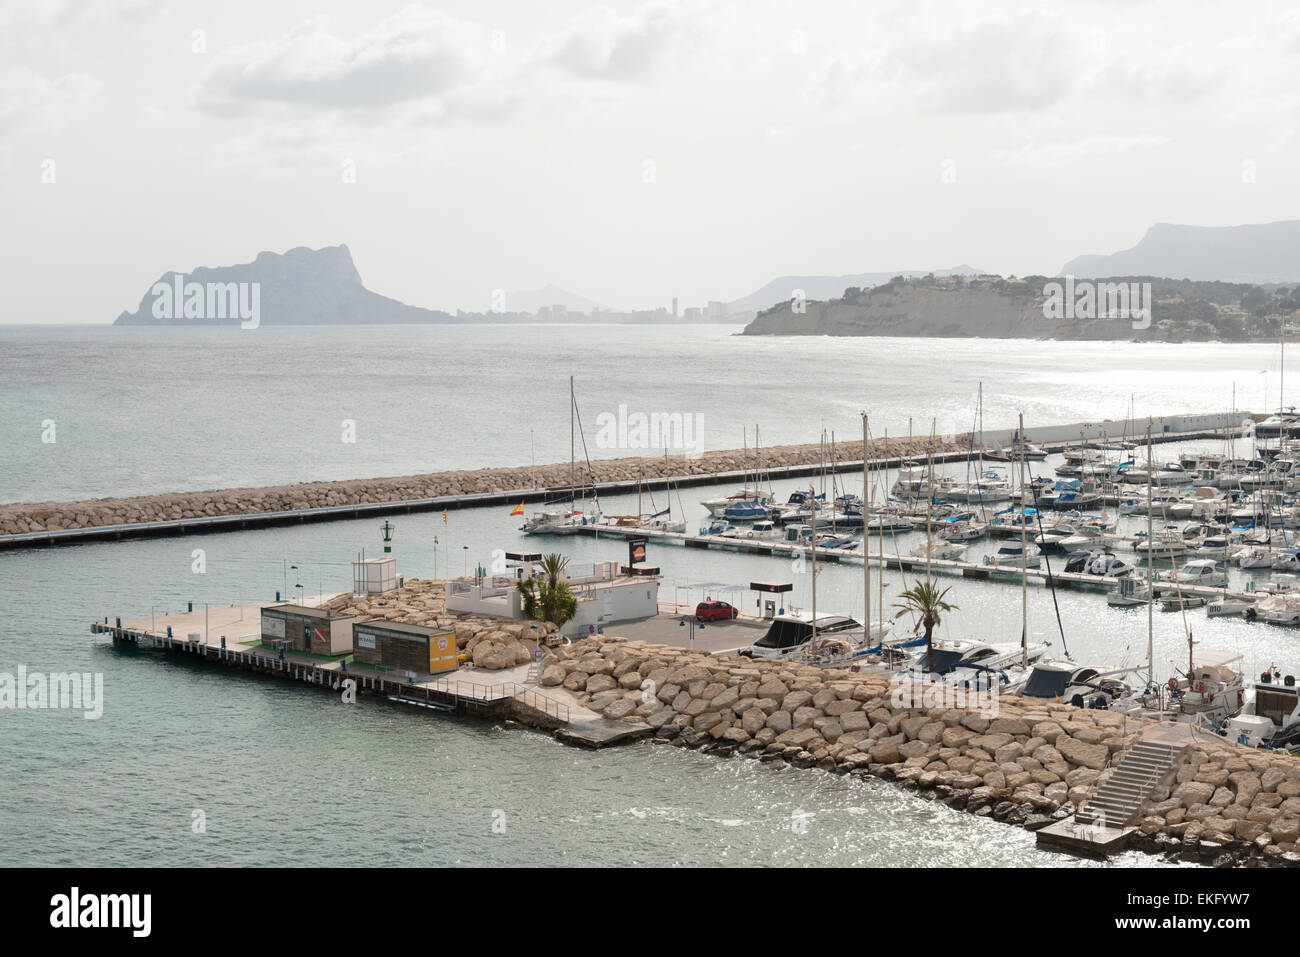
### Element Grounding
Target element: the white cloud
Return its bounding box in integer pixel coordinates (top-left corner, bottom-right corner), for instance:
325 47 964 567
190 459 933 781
810 12 1084 116
197 8 489 114
538 2 686 82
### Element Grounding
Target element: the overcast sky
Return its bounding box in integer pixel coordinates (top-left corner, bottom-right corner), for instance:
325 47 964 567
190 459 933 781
2 0 1298 322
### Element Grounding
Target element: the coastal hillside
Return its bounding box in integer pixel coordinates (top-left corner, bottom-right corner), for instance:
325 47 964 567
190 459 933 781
113 245 456 325
726 265 980 314
1062 221 1300 284
741 274 1300 341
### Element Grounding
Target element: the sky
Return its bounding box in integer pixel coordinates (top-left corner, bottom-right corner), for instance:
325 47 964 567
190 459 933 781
2 0 1299 322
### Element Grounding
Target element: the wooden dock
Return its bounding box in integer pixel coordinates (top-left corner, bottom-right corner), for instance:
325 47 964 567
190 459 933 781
560 521 1255 603
86 616 646 743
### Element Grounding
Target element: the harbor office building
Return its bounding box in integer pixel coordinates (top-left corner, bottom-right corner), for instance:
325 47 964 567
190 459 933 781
260 604 356 656
352 619 460 676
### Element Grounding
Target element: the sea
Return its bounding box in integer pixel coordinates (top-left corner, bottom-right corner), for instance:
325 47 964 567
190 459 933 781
1 322 1284 867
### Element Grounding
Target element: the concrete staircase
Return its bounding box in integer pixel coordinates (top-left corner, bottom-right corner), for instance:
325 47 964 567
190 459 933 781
1076 740 1183 830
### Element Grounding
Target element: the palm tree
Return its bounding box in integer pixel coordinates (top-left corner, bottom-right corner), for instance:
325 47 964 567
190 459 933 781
891 580 958 674
516 553 578 628
539 553 568 589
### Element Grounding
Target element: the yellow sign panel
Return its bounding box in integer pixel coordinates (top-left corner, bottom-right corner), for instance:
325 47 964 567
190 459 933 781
428 633 459 675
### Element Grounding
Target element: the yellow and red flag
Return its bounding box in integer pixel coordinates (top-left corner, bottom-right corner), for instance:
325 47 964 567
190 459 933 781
510 502 524 516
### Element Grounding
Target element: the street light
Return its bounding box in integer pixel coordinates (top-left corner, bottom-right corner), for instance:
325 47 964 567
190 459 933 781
678 614 705 650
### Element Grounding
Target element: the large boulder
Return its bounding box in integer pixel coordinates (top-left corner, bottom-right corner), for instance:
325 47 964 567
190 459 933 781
1056 735 1108 771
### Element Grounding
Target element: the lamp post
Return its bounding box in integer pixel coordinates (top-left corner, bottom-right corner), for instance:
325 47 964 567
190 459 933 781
678 614 705 650
462 546 469 578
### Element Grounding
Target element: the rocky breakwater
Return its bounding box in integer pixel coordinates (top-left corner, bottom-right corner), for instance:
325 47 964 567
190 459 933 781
1 435 957 537
321 578 558 670
538 635 1300 867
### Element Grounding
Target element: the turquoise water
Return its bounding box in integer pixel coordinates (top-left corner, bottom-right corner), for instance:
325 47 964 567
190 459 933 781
2 323 1261 867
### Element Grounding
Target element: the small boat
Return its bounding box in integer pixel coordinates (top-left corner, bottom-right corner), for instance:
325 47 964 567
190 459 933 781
1089 553 1134 577
1250 594 1300 624
1173 559 1227 588
1034 524 1076 551
701 486 771 517
1196 536 1233 560
1254 409 1300 439
1264 573 1300 594
1132 527 1191 558
987 541 1041 568
937 519 986 542
1007 660 1133 708
1224 668 1300 749
1235 545 1275 568
722 499 775 522
1273 549 1300 571
1106 575 1160 607
1161 594 1207 612
863 514 914 533
1207 594 1256 617
909 540 967 561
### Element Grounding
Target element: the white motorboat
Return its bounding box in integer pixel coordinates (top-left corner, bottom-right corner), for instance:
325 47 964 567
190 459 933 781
1235 545 1275 568
987 541 1041 568
1207 594 1256 617
937 519 986 542
1224 668 1300 749
1006 660 1134 708
739 610 889 661
1250 594 1300 625
701 485 770 517
1106 575 1160 606
910 540 967 561
1173 559 1227 588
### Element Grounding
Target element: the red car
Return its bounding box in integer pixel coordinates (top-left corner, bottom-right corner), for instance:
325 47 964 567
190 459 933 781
695 601 739 622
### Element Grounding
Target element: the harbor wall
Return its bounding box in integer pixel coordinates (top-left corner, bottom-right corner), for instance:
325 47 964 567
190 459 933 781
541 634 1300 867
1 411 1248 547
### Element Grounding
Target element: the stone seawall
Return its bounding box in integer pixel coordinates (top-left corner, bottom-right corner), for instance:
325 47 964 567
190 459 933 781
540 634 1300 867
1 435 954 537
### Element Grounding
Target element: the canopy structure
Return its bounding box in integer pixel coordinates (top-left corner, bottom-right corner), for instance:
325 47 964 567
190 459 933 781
749 581 793 594
1169 649 1243 669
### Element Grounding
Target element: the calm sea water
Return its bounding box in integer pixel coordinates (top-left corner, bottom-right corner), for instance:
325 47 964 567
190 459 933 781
0 323 1283 503
4 322 1271 867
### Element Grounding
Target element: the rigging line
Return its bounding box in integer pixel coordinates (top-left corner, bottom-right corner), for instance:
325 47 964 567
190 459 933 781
1028 469 1069 658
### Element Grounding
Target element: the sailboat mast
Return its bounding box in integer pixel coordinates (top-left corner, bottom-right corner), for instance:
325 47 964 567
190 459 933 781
1019 411 1028 668
863 413 870 632
810 494 818 647
569 375 575 497
1147 424 1154 681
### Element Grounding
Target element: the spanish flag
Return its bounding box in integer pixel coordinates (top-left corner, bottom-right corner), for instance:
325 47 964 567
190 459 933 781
510 502 524 516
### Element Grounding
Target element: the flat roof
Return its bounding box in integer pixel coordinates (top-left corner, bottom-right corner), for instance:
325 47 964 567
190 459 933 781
506 551 543 561
750 581 793 593
263 603 353 620
354 618 453 638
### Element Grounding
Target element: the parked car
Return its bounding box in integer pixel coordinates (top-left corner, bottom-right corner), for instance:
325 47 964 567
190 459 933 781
695 600 739 621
